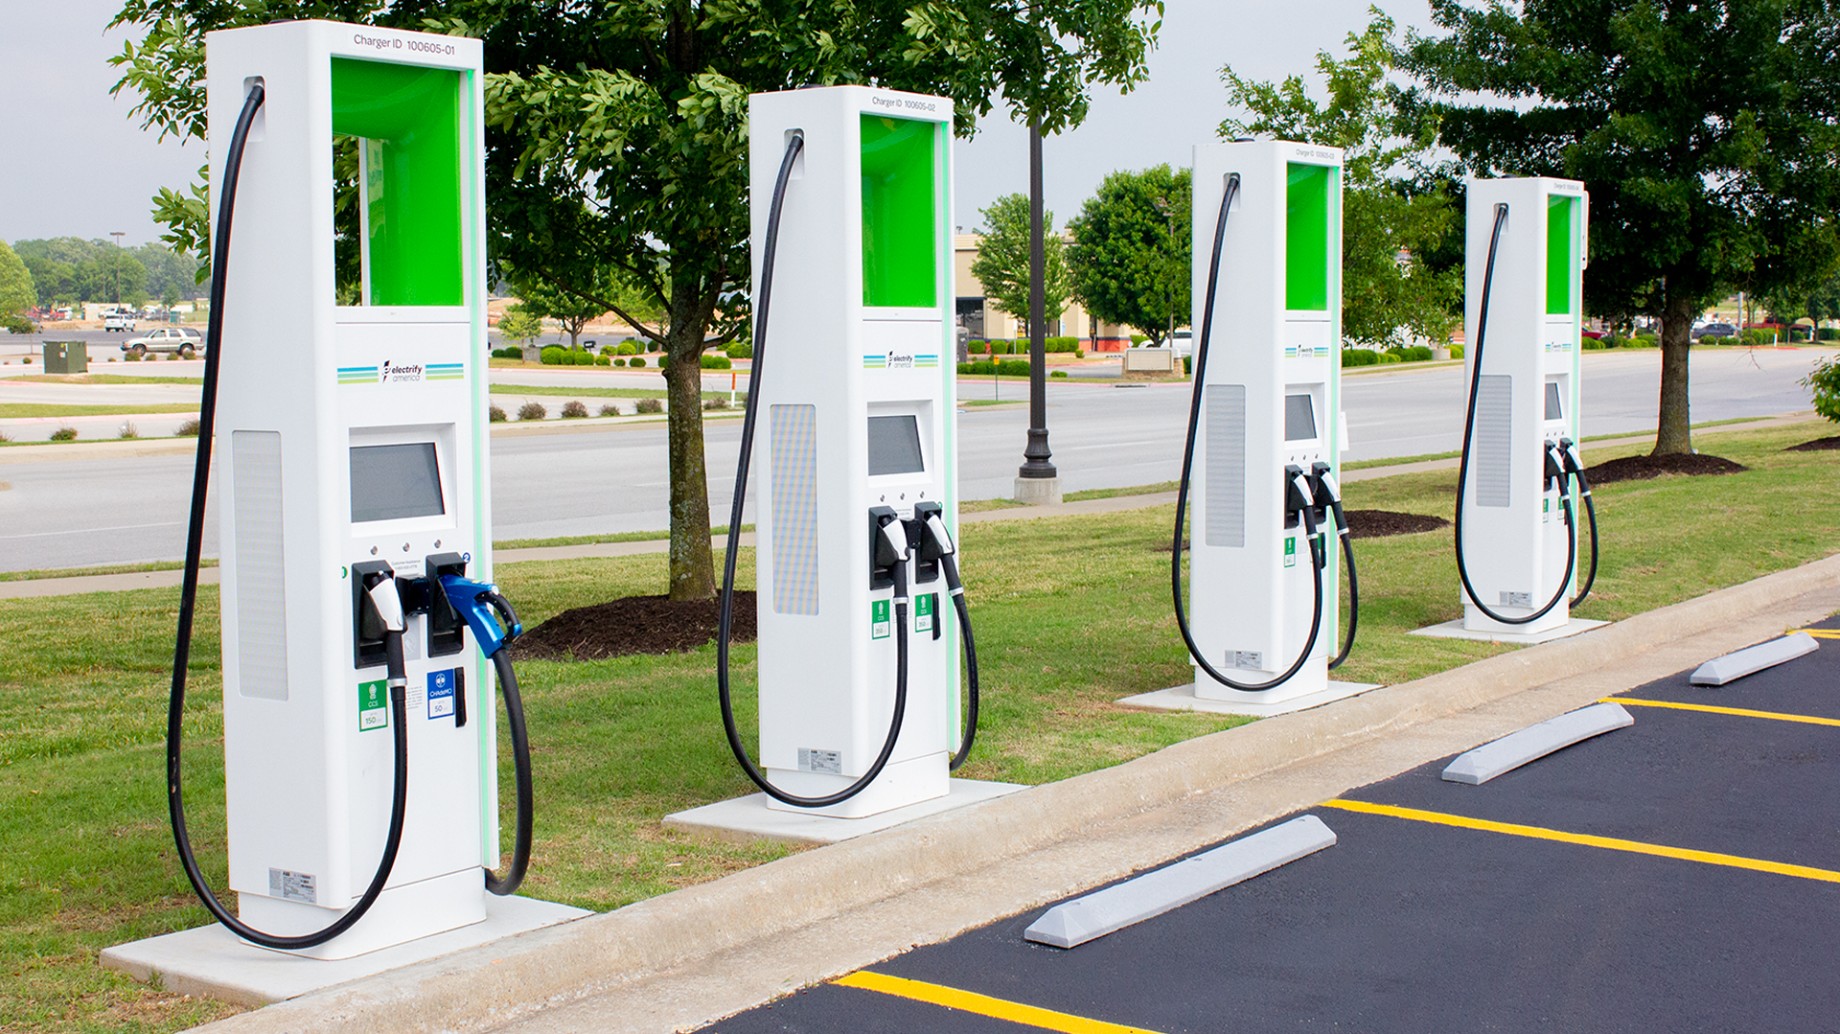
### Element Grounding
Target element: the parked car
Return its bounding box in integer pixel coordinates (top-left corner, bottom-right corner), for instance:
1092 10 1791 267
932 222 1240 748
122 327 205 357
1693 322 1738 338
1169 329 1194 357
102 310 137 333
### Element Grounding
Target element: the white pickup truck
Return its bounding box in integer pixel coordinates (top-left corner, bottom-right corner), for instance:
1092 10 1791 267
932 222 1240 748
102 310 137 333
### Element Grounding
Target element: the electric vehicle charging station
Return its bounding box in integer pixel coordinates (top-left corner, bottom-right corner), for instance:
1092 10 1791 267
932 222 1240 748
1124 140 1372 718
1412 177 1604 646
668 86 1019 842
103 21 583 998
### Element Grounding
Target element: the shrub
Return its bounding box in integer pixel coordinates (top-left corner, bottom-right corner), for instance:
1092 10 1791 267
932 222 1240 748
701 353 733 370
598 403 621 417
1582 338 1606 350
1804 355 1840 423
1376 351 1403 364
1181 355 1192 376
517 401 547 421
1449 345 1464 360
955 359 1032 376
613 357 627 367
166 352 181 360
1817 327 1837 341
629 356 647 368
0 429 8 442
573 349 596 366
540 346 566 365
1130 334 1149 345
124 351 141 362
1050 370 1069 379
118 422 139 440
489 405 507 423
49 426 79 441
635 398 664 415
616 340 639 356
176 419 201 436
560 400 589 419
725 341 753 359
967 340 988 355
703 397 730 409
1698 334 1721 345
1045 336 1080 353
1075 349 1085 358
595 354 611 366
1341 348 1380 367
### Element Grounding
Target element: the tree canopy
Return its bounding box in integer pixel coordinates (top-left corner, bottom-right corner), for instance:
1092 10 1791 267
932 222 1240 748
111 0 1163 598
1221 10 1460 348
0 242 36 333
1066 165 1191 345
970 193 1072 329
1399 0 1840 454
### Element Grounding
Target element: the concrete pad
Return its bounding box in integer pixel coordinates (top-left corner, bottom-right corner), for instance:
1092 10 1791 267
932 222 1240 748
1023 815 1336 949
663 778 1026 844
99 895 589 1007
1441 702 1634 785
1410 616 1610 645
1690 633 1819 686
1121 680 1382 717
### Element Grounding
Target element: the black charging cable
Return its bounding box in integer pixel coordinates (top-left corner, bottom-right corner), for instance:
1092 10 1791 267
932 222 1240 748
1172 172 1330 691
1453 203 1581 625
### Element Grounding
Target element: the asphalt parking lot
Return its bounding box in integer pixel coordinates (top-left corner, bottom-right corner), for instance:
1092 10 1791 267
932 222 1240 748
709 615 1840 1033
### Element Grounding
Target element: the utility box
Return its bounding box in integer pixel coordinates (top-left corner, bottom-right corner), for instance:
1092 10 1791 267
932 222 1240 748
1186 140 1345 705
42 341 87 374
746 86 960 818
1458 177 1587 636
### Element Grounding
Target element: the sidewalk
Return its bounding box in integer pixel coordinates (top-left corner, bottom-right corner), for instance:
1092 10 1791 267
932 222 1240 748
2 414 1815 600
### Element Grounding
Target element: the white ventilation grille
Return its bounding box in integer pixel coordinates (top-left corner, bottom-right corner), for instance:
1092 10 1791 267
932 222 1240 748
232 430 289 701
770 404 820 615
1204 385 1247 548
1474 375 1513 508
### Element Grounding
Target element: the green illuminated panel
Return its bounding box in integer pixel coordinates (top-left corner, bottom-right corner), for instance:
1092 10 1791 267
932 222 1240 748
331 58 464 306
861 115 939 308
1546 195 1578 315
1286 163 1335 312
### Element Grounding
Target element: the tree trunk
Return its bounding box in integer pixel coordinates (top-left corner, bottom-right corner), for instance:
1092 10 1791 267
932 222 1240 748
1655 284 1695 455
663 281 718 600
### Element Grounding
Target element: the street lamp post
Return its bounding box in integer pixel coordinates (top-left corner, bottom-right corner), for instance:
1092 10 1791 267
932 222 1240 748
110 231 126 310
1014 119 1061 504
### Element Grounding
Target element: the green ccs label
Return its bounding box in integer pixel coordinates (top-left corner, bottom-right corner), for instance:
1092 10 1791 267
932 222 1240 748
871 599 892 640
915 593 935 633
357 680 389 732
1284 536 1298 568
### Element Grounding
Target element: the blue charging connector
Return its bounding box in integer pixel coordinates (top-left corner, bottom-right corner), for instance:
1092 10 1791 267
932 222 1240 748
440 575 523 658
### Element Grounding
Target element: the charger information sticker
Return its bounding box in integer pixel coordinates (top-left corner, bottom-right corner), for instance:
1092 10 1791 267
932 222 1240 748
427 669 456 720
1284 536 1298 568
871 599 892 639
915 594 935 633
268 868 318 904
358 680 389 731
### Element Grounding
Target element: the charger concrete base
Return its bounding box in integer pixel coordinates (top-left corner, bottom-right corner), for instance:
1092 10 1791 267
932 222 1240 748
664 778 1025 845
1121 680 1382 717
99 895 588 1007
1410 616 1609 646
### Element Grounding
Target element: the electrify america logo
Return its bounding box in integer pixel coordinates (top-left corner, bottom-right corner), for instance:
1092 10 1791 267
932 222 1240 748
379 359 425 383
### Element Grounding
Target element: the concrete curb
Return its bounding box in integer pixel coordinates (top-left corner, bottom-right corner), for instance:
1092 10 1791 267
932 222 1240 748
187 551 1840 1034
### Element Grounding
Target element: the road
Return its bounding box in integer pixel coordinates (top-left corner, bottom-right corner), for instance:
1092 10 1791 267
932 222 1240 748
0 347 1825 572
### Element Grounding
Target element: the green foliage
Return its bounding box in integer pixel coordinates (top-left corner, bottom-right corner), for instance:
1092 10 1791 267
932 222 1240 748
1050 370 1069 379
1066 165 1192 344
1399 0 1840 453
497 304 543 346
48 427 79 442
1376 350 1403 364
561 400 590 419
968 339 988 354
1342 347 1380 367
1804 355 1840 424
970 193 1074 325
9 237 192 307
489 405 507 423
599 403 621 417
1385 345 1434 362
0 241 37 320
595 353 612 366
701 353 732 370
540 346 566 366
957 359 1034 376
517 401 547 421
616 340 640 356
724 341 752 360
629 356 647 369
635 398 664 415
1449 344 1463 359
1045 336 1080 353
1221 11 1459 347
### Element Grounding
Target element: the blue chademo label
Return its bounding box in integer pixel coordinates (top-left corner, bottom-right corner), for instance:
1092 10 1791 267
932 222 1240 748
426 668 456 720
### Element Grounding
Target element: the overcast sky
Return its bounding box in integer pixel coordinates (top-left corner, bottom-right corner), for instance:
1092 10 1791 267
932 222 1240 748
0 0 1433 247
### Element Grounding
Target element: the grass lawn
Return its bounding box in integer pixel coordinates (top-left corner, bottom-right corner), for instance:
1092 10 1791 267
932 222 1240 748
488 384 669 400
0 404 199 419
2 420 1836 1032
10 375 204 386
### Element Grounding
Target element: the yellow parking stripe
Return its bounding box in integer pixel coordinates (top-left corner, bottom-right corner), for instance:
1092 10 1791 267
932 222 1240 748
1608 697 1840 728
1322 799 1840 885
834 971 1164 1034
1789 628 1840 639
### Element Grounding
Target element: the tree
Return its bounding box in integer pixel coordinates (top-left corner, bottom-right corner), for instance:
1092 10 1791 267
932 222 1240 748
111 0 1161 601
1066 165 1191 345
971 193 1072 329
0 241 36 333
1399 0 1840 455
497 304 542 349
1221 10 1460 348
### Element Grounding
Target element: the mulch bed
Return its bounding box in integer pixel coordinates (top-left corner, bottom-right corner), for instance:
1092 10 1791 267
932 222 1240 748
1786 435 1840 452
1345 509 1449 538
512 591 757 661
1584 452 1748 485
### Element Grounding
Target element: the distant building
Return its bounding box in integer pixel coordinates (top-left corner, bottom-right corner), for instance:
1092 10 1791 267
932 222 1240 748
953 234 1141 351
